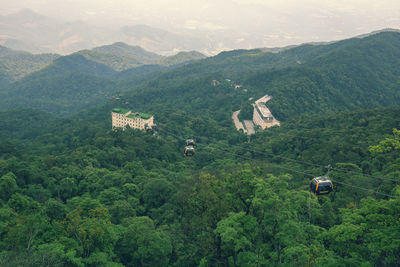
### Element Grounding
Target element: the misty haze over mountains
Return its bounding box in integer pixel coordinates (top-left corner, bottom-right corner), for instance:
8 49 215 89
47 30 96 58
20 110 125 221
0 9 210 55
2 8 399 56
0 9 246 55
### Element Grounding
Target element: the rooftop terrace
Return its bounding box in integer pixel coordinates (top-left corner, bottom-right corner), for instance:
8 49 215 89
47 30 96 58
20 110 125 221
256 103 273 118
112 107 130 114
127 112 153 120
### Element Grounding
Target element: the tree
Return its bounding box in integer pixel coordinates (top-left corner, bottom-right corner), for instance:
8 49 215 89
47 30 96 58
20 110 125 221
117 216 172 267
0 172 18 201
215 212 259 266
369 128 400 154
62 207 116 258
238 102 254 121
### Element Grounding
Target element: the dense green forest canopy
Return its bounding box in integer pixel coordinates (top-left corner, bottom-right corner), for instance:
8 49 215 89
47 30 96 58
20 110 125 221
0 31 400 266
1 105 399 266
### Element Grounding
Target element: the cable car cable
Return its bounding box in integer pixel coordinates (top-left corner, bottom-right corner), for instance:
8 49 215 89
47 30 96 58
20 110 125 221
216 140 400 184
156 127 398 198
159 125 399 184
205 142 397 199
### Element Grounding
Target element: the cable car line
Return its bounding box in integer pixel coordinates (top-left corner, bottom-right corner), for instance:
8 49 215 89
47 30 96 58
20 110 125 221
159 125 399 184
156 127 398 198
205 143 397 198
257 129 374 149
216 141 400 184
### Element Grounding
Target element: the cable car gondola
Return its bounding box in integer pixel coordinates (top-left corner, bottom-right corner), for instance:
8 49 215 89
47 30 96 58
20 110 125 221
184 139 196 156
184 145 195 156
186 139 196 147
310 176 333 196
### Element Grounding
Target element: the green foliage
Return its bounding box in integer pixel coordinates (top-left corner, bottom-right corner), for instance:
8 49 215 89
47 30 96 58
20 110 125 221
238 102 253 121
79 42 163 71
0 172 18 200
158 51 206 66
117 216 172 266
0 32 400 266
370 128 400 154
0 46 58 85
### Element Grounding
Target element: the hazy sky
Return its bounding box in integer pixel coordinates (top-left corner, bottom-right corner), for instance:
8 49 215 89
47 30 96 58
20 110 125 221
2 0 400 47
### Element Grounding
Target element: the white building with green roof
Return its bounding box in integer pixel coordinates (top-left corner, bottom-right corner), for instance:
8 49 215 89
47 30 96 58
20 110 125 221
252 95 280 130
112 108 154 130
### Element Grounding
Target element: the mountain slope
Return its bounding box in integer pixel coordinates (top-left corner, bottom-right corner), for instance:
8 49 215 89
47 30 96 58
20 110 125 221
0 54 119 116
0 52 172 116
0 46 58 86
245 32 400 120
77 43 207 71
159 51 207 66
2 31 400 122
1 72 116 116
44 54 117 77
77 42 164 71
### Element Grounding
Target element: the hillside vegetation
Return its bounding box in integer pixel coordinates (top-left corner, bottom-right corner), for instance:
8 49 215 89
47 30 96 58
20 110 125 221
0 31 400 266
0 104 399 266
77 42 207 71
246 32 400 120
77 42 163 71
0 44 207 116
0 46 58 86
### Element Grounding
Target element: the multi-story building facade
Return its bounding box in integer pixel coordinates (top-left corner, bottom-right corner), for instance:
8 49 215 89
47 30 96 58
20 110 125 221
112 108 154 130
252 95 280 130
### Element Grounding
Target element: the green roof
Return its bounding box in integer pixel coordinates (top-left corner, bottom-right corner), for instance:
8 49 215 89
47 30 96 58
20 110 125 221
113 108 153 119
139 113 152 120
127 112 153 120
112 107 130 114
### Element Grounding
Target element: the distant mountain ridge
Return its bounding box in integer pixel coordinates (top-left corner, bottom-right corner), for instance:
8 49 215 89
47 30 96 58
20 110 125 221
1 8 399 58
0 42 206 115
1 31 400 121
77 42 206 71
0 41 207 89
245 32 400 120
0 9 217 55
118 31 400 124
0 45 59 86
77 42 161 71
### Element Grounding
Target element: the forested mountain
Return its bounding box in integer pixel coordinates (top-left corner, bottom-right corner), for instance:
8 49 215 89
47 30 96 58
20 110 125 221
77 43 207 71
0 30 400 266
0 46 58 86
246 32 400 120
158 51 207 66
3 31 400 120
77 43 164 71
0 54 119 116
110 32 400 127
0 44 206 116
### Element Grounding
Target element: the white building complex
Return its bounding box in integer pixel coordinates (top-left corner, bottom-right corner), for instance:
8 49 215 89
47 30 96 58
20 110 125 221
112 108 154 130
252 95 280 129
